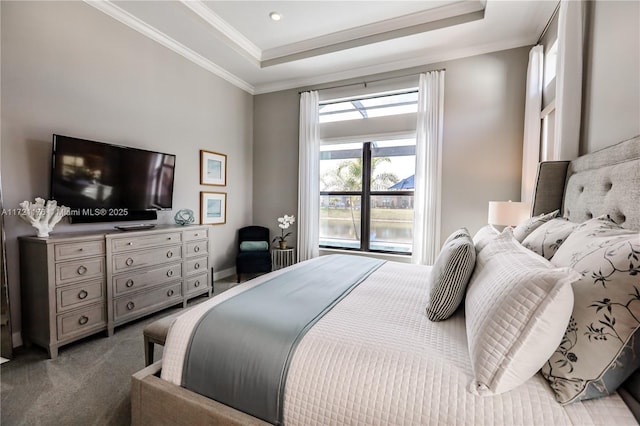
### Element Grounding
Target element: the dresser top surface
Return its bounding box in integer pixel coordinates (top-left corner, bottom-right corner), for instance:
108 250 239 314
19 224 209 244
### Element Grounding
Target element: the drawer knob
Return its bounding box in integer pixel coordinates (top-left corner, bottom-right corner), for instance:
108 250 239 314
194 263 200 270
194 280 200 288
167 237 172 240
125 257 134 266
77 265 88 275
167 289 174 297
78 247 84 252
194 246 200 252
78 290 88 299
78 315 89 325
126 302 135 310
167 270 174 277
126 279 134 288
194 233 199 237
127 242 133 246
166 251 173 258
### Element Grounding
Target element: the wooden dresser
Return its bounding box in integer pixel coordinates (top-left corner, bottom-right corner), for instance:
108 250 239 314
19 225 211 358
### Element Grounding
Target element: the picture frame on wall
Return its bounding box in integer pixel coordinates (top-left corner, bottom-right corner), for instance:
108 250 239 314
200 191 226 225
200 150 227 186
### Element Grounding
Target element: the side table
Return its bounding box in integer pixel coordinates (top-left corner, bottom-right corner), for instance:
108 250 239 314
272 247 296 271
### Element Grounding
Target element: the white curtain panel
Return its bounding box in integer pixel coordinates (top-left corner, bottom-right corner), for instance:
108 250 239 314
554 0 584 161
412 71 445 265
521 45 544 205
297 91 320 261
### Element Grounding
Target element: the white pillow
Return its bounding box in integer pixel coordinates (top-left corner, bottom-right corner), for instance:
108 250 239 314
472 224 499 253
465 229 579 396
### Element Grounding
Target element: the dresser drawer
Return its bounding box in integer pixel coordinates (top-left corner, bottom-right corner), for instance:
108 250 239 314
111 232 182 253
184 256 208 276
56 258 105 286
185 240 208 257
56 304 106 341
113 263 182 296
185 273 208 295
114 282 182 321
183 228 208 242
112 245 182 273
55 240 105 261
56 279 105 312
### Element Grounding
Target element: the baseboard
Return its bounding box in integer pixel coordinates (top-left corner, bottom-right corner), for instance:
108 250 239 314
213 267 235 281
12 331 22 348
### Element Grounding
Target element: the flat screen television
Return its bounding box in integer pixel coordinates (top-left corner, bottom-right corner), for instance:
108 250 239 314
50 134 176 223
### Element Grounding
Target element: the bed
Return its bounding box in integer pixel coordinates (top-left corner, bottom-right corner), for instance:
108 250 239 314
131 136 640 425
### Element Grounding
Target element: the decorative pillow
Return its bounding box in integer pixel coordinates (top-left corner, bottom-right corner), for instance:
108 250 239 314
522 218 579 260
541 215 640 404
472 224 499 253
239 241 269 251
465 228 579 396
512 210 560 242
426 228 476 322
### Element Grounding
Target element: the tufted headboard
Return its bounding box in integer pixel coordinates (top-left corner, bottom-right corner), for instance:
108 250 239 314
531 136 640 231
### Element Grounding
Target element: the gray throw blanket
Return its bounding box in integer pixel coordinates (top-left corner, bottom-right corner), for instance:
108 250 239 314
182 254 385 424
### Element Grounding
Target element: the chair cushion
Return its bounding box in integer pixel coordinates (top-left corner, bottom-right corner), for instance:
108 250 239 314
240 241 269 251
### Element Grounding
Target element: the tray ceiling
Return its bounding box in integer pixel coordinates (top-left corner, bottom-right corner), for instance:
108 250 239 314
88 1 558 94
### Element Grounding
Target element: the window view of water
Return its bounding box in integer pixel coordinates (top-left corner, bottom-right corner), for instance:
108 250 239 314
319 196 413 253
320 137 415 254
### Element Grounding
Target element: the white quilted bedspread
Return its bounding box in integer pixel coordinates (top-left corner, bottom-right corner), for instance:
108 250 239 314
162 259 638 426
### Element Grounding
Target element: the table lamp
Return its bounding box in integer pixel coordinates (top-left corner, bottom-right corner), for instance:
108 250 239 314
488 201 530 227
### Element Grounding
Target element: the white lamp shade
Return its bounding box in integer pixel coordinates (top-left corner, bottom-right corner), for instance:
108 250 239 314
488 201 531 226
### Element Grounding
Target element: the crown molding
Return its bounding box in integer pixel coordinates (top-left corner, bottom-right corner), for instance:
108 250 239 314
253 36 535 95
83 0 255 94
179 0 262 65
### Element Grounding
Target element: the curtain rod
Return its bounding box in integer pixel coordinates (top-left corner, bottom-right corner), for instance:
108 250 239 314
536 1 560 45
298 68 445 95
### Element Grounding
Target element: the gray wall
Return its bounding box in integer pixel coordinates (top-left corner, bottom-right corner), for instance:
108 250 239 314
253 47 530 250
581 0 640 153
253 90 301 245
1 1 253 342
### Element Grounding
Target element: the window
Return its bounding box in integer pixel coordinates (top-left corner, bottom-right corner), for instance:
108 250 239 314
320 138 416 254
319 90 418 123
544 39 558 88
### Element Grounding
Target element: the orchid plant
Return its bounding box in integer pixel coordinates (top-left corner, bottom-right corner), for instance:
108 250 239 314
273 214 295 247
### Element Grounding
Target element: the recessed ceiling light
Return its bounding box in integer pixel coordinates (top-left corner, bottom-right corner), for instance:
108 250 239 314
269 12 282 21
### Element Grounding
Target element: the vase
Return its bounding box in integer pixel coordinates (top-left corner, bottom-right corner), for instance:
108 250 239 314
279 241 288 250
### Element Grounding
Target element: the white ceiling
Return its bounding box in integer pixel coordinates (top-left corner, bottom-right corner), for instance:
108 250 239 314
88 1 558 94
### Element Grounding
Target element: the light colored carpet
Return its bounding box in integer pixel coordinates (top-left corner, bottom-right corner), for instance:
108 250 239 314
0 276 248 426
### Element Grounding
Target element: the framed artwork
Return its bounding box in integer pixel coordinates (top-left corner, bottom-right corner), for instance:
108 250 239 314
200 150 227 186
200 191 226 225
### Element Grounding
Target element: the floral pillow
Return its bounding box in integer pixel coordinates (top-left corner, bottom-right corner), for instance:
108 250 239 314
522 218 578 260
541 215 640 404
512 210 559 242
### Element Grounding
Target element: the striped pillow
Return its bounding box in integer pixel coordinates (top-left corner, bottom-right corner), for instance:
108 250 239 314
426 228 476 321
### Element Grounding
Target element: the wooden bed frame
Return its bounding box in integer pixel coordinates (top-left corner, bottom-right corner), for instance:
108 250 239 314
131 136 640 425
